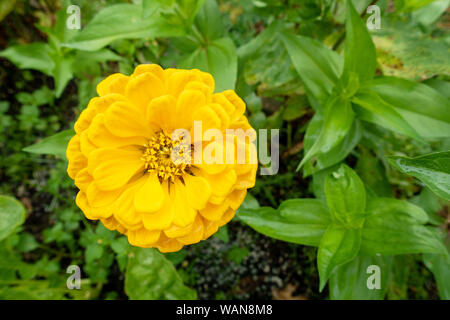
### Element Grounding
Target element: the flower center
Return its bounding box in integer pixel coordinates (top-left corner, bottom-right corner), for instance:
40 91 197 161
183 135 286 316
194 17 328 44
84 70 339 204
141 131 191 181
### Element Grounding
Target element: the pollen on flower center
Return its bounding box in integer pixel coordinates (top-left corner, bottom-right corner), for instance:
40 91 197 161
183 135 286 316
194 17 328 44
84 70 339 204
141 131 192 181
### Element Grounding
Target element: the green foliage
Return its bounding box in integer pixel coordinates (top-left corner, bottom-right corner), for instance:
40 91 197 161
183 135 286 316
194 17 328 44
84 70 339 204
0 195 26 242
23 129 74 159
388 151 450 201
125 248 197 300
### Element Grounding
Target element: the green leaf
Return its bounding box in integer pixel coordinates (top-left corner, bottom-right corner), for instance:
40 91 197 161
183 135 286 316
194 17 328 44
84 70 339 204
298 95 354 170
317 224 362 291
303 115 361 176
64 4 183 51
412 0 450 26
238 199 331 246
423 253 450 299
281 32 343 105
360 198 447 255
363 77 450 138
387 151 450 201
85 243 104 264
125 247 196 300
226 246 250 264
329 255 393 300
342 0 377 84
0 195 26 242
0 43 54 75
194 0 223 40
180 37 237 92
352 89 422 141
23 129 74 159
214 226 229 243
324 164 366 227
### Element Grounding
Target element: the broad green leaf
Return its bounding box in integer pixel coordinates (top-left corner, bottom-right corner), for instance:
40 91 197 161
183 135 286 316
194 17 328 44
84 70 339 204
373 23 450 80
355 148 392 198
64 4 183 51
352 89 422 141
423 253 450 299
317 224 362 291
299 95 354 170
360 198 447 255
324 164 366 227
342 0 377 84
412 0 450 25
364 77 450 138
194 0 223 41
53 55 74 98
423 78 450 99
281 32 343 105
0 0 15 22
238 23 302 97
329 255 393 300
387 151 450 201
303 112 361 177
0 195 26 241
238 199 331 246
180 37 237 92
125 248 196 300
0 43 54 75
396 0 438 12
410 187 446 225
23 129 75 159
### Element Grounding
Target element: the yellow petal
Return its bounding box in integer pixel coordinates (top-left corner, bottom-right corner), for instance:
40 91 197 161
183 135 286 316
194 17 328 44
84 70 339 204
196 168 237 198
88 114 147 148
132 64 165 81
228 189 247 210
199 200 229 221
97 73 129 96
155 233 183 253
79 131 96 157
134 173 165 213
201 218 220 239
218 208 236 226
76 191 95 220
164 222 194 238
125 72 166 109
86 181 123 208
190 106 222 142
92 148 144 191
185 81 213 103
74 107 97 134
177 216 204 245
74 168 92 192
173 89 207 130
90 202 115 219
142 181 174 230
115 179 146 229
128 227 161 248
66 135 87 179
167 70 198 97
146 94 177 133
101 216 126 234
183 174 211 210
171 180 196 227
222 90 245 121
104 101 153 138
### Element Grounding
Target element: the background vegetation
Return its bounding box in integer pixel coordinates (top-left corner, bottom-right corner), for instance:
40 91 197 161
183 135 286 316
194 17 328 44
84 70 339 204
0 0 448 300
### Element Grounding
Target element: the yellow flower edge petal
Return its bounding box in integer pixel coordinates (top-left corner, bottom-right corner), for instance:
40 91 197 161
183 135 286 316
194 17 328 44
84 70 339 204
67 64 258 252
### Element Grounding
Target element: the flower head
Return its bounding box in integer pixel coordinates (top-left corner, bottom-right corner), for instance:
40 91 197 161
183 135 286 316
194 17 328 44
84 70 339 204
67 64 257 252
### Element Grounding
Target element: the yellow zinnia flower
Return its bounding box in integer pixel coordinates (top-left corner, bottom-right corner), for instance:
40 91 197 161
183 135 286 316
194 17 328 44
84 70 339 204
66 64 258 252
